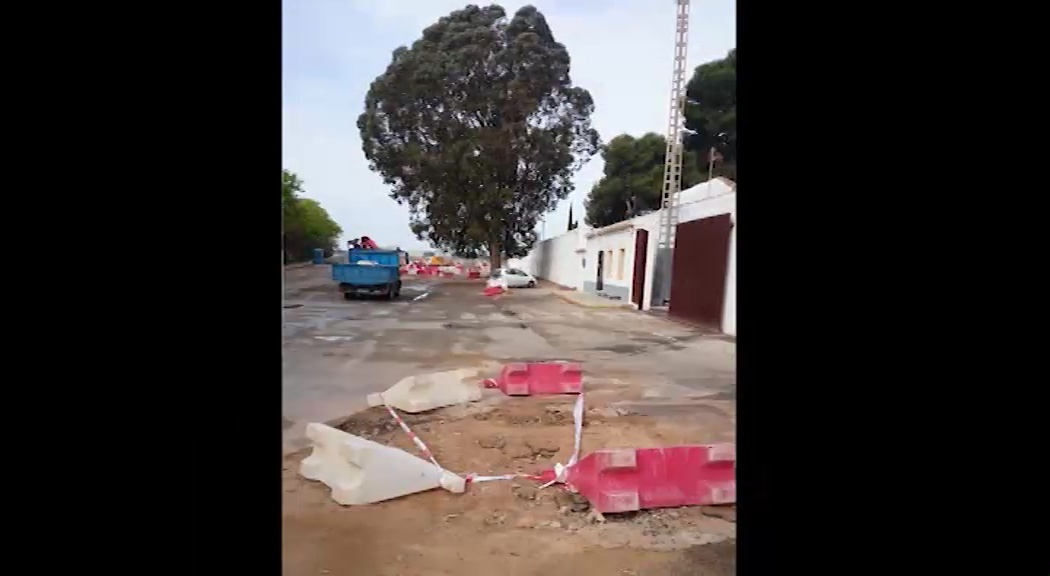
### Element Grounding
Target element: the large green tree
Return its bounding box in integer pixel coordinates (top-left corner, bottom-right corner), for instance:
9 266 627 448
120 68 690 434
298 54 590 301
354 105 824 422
282 169 343 263
584 133 703 228
358 4 600 268
684 48 736 181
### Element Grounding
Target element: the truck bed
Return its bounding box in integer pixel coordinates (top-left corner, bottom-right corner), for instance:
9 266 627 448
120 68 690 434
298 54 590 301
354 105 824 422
331 248 403 299
348 249 401 266
331 263 399 286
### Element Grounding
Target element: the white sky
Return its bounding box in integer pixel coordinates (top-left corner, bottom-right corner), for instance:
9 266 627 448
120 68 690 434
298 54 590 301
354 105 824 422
282 0 736 250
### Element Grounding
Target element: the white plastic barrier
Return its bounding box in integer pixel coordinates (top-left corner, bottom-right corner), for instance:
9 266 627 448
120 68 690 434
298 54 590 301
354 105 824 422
299 423 466 505
366 368 483 413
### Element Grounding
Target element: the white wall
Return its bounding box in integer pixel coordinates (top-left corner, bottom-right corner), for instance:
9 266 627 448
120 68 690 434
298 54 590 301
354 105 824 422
678 196 735 226
509 227 585 290
514 178 737 335
722 214 736 336
582 224 636 300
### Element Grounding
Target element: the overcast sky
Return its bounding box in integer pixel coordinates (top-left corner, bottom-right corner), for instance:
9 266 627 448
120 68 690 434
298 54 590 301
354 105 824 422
282 0 736 251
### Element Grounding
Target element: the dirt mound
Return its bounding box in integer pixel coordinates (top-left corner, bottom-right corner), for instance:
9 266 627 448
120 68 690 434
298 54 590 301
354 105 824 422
283 392 735 575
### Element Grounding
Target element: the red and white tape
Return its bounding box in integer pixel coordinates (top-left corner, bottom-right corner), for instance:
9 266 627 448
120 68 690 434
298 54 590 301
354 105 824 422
380 401 442 469
539 393 584 489
380 398 528 486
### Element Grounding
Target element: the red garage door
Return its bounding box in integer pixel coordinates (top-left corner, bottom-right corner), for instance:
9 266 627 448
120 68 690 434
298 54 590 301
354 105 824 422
669 214 732 330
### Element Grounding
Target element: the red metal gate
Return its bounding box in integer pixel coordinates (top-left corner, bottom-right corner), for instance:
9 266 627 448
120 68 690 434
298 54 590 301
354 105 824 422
669 214 732 329
632 229 649 309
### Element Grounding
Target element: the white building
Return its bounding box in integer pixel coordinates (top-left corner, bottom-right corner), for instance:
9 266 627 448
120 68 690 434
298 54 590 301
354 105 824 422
510 177 736 336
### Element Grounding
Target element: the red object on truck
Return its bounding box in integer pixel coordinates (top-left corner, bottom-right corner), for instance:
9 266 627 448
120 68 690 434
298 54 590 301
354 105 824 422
483 361 582 395
540 444 736 513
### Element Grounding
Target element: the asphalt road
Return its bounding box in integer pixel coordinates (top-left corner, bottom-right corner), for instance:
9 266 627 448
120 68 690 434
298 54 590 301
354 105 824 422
281 265 736 453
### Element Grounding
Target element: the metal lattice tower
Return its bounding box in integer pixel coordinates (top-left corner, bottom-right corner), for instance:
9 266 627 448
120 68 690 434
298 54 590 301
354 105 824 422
652 0 691 307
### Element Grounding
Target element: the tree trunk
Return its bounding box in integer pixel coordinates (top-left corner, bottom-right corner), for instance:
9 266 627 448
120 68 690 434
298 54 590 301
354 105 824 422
488 240 501 270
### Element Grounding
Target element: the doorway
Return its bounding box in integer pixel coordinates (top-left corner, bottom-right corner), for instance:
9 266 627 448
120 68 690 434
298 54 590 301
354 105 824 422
596 250 604 291
631 229 649 309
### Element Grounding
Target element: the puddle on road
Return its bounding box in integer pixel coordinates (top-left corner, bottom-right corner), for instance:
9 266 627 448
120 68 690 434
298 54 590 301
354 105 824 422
314 335 354 342
283 304 303 309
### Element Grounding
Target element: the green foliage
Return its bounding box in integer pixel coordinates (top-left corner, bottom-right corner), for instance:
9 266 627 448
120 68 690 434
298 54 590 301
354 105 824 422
282 169 301 218
684 48 736 180
357 4 600 267
583 49 736 228
282 169 343 263
584 133 703 228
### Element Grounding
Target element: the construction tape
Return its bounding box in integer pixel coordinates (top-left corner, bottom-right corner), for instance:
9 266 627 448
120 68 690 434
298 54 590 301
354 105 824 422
380 401 442 469
539 393 584 489
466 473 519 484
381 399 526 487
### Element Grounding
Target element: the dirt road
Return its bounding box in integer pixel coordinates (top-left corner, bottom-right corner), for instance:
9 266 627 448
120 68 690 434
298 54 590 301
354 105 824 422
282 265 736 575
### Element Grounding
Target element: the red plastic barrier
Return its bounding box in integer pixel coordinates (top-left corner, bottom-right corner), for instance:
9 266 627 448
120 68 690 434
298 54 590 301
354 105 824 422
482 285 505 297
543 444 735 513
485 361 582 395
468 270 481 279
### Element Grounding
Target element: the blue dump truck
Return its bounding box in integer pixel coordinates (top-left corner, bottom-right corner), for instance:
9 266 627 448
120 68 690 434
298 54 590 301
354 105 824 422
331 248 403 300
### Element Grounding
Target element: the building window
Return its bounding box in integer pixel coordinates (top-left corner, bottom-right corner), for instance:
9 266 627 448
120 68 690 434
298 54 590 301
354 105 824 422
617 248 626 280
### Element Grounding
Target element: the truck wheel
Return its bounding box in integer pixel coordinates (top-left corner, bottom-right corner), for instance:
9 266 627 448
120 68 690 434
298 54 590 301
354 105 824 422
394 282 402 298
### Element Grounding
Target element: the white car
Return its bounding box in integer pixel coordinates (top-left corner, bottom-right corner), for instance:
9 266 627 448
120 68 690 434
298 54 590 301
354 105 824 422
492 267 537 288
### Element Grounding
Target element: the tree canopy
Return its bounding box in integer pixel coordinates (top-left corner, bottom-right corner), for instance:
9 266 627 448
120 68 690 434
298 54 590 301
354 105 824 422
282 169 343 263
357 4 600 267
584 133 703 228
583 49 736 228
684 48 736 180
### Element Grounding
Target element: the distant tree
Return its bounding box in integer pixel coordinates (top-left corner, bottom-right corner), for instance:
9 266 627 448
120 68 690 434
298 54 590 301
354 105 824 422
282 169 343 263
282 170 302 211
684 48 736 181
583 133 703 228
357 4 600 268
